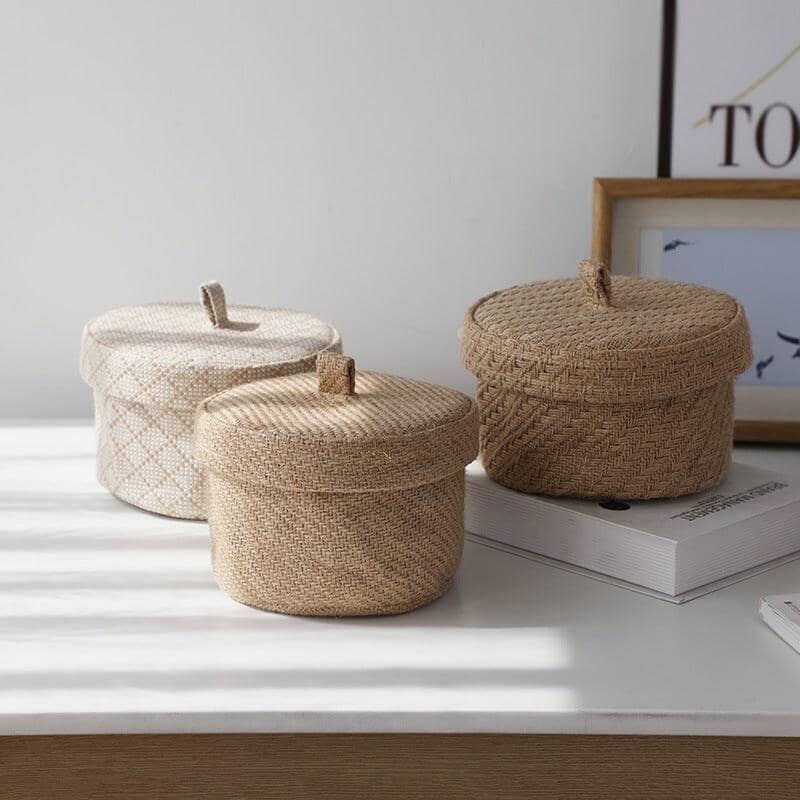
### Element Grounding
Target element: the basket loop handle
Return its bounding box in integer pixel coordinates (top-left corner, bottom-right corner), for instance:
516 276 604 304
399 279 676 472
200 281 229 328
317 351 356 396
579 260 613 308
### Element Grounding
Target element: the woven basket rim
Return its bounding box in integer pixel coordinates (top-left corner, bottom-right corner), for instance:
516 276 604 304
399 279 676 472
194 370 480 493
461 275 752 403
80 302 341 410
200 461 471 494
464 292 749 358
84 301 337 340
466 276 742 351
198 404 478 447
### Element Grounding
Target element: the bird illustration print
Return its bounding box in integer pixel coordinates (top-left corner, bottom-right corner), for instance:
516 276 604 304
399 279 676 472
756 355 774 379
663 239 695 252
777 331 800 358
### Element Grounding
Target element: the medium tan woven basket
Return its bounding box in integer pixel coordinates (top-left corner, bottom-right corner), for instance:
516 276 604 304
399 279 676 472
460 261 752 499
195 352 479 617
80 282 341 519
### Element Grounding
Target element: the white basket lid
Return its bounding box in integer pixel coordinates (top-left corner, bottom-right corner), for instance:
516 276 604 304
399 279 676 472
80 281 341 409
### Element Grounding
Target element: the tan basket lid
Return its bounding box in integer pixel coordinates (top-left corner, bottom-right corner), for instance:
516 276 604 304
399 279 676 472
195 351 479 492
80 282 341 409
461 261 752 403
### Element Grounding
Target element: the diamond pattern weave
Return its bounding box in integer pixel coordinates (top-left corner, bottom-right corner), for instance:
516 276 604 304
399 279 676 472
94 391 206 518
81 296 341 519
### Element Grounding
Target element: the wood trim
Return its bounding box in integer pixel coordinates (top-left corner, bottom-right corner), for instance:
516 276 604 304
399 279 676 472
590 178 613 262
591 177 800 443
3 733 800 800
595 177 800 201
736 420 800 444
592 178 800 263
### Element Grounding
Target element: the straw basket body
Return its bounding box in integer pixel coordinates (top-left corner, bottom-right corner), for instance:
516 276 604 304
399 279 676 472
208 470 466 617
196 353 479 617
80 282 341 519
475 376 736 499
461 262 752 500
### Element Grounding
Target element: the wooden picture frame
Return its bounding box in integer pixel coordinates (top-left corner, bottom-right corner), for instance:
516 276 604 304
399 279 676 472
591 178 800 444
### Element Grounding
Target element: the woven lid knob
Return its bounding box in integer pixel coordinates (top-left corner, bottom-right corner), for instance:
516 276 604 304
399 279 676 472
200 281 229 328
317 351 356 396
579 260 613 308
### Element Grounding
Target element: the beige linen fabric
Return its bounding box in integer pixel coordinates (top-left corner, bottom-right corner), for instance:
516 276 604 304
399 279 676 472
80 283 341 518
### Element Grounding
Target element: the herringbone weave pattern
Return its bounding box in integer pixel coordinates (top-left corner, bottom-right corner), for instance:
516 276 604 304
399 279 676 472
196 355 479 616
461 261 752 499
209 471 466 617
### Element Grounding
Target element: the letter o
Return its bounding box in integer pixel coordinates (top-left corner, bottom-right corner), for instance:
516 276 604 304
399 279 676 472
755 103 800 168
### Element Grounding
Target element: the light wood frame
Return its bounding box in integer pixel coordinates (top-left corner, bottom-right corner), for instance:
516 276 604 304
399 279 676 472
592 178 800 444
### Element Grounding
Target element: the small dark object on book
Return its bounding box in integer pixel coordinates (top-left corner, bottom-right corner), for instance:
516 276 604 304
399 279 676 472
599 499 631 511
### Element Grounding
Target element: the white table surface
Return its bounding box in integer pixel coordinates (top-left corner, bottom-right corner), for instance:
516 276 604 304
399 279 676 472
2 423 800 737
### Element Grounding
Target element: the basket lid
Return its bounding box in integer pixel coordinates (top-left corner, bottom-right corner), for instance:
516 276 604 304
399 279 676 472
80 282 341 410
461 261 752 403
195 351 479 492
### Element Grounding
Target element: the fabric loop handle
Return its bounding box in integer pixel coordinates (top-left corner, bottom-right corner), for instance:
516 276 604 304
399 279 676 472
317 351 356 396
579 260 613 308
200 281 229 328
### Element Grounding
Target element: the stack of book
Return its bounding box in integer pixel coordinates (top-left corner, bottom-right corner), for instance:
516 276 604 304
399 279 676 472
465 461 800 603
760 594 800 654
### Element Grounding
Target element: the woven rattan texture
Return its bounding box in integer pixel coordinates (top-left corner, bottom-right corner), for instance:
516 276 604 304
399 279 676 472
476 378 735 499
461 271 751 499
81 303 341 409
195 371 479 492
473 275 738 349
461 276 751 404
94 391 206 518
198 364 478 616
208 470 465 616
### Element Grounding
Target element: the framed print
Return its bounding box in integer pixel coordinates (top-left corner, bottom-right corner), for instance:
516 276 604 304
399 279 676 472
659 0 800 178
592 178 800 443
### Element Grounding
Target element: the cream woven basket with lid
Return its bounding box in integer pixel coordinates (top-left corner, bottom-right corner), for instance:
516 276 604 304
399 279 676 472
195 351 479 617
460 261 752 500
80 282 341 519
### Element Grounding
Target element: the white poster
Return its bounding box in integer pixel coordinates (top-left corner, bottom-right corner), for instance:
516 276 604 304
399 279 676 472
661 0 800 177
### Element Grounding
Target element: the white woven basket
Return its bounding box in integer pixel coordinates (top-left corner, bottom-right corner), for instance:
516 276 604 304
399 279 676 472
80 282 341 519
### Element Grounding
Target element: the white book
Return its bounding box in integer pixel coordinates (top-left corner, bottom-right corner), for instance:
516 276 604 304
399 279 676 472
466 461 800 602
760 594 800 655
758 594 800 653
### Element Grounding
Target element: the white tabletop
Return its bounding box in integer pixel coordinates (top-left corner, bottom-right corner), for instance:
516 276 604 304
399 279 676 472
2 423 800 737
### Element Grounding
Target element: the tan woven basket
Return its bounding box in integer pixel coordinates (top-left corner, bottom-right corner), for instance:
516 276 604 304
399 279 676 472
80 282 341 519
460 261 752 499
195 352 479 617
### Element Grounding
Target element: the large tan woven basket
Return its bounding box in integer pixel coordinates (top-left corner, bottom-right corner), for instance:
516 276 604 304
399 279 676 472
80 282 341 519
461 261 752 499
195 352 479 617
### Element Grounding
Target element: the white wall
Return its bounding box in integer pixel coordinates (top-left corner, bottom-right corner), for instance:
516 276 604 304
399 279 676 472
0 0 661 417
